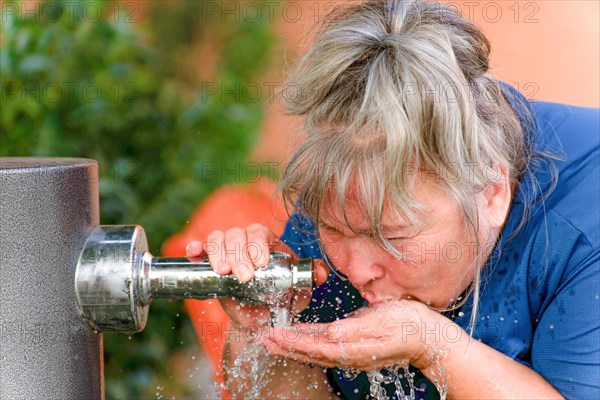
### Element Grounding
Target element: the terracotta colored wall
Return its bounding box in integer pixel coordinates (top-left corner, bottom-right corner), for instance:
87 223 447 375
253 0 600 164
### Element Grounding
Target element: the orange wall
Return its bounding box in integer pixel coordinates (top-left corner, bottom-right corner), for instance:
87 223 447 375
253 0 600 163
464 0 599 108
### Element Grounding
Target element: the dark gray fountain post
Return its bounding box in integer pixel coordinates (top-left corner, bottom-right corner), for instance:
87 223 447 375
0 158 103 399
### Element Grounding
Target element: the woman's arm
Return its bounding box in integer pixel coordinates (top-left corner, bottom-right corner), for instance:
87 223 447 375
419 321 564 399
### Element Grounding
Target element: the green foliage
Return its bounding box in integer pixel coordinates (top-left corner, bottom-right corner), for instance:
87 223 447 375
0 0 275 397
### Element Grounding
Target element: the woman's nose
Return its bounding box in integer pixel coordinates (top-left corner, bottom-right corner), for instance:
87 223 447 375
340 238 386 286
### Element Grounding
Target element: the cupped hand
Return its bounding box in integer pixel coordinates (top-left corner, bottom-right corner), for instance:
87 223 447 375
262 299 461 372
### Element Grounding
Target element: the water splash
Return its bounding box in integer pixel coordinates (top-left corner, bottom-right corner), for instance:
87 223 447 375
225 341 272 399
221 304 291 399
423 344 448 399
365 363 420 400
340 347 448 400
342 367 361 380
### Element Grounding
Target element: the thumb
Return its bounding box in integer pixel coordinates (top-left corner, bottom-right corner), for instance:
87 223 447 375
313 259 330 286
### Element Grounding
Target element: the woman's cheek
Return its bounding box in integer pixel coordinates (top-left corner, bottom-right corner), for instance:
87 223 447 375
318 232 348 271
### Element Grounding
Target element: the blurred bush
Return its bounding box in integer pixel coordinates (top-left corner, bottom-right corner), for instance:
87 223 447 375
0 0 275 397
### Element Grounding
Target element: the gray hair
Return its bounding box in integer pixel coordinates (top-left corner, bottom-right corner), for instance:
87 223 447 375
278 0 536 331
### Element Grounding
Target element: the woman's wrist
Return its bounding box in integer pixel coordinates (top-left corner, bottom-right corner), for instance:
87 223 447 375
410 308 564 399
407 302 467 376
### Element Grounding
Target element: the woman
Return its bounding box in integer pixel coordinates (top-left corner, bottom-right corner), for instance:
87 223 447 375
186 1 599 398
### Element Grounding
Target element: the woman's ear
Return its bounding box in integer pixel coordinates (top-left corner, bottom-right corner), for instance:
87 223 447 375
479 165 513 229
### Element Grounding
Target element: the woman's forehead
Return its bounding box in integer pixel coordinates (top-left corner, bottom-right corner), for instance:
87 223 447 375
317 174 448 229
319 192 421 231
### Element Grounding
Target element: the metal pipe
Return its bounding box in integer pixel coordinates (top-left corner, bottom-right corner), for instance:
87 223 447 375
147 257 225 300
146 254 313 314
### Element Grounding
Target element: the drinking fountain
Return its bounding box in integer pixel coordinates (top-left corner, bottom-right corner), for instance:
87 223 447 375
0 157 313 399
75 225 314 333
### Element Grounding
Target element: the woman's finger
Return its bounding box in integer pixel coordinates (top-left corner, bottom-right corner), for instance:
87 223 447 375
274 318 369 343
263 340 338 368
313 260 331 286
206 230 229 274
245 223 275 267
224 227 253 282
266 333 344 365
266 329 398 370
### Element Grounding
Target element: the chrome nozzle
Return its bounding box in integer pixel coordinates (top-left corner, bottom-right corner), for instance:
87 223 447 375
75 225 314 332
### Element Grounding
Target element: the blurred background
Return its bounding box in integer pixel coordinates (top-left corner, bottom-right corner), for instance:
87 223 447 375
1 0 598 398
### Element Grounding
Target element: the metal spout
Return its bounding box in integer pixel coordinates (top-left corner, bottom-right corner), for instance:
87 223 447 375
143 253 313 314
75 225 314 333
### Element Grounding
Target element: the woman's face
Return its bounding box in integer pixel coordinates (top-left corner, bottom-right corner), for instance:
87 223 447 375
318 176 496 311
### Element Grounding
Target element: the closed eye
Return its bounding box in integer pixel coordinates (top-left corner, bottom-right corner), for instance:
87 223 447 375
384 229 420 241
385 236 412 242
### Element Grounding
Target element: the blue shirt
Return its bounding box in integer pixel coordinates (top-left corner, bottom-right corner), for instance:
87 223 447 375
280 87 600 399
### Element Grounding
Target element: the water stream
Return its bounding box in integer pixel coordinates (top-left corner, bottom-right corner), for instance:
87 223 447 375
220 304 290 400
341 358 447 400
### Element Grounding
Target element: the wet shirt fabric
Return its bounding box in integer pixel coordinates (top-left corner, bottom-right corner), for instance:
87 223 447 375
280 87 600 399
